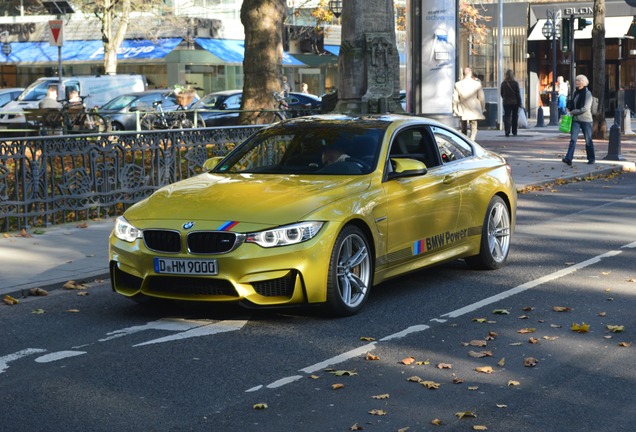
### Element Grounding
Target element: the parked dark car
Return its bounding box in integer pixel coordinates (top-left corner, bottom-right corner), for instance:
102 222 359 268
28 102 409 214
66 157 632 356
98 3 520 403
98 89 199 131
0 88 24 108
190 90 322 126
190 90 243 127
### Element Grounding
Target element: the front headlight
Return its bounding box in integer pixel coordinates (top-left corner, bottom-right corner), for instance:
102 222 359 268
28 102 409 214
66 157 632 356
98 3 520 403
245 221 324 248
114 216 143 243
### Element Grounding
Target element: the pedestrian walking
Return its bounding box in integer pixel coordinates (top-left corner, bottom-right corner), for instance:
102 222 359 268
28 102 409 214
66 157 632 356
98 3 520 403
281 76 292 97
500 69 522 137
562 74 595 166
557 76 569 118
453 67 485 140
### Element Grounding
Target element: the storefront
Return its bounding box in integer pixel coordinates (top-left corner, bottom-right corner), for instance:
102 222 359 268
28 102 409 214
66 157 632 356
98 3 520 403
0 14 340 98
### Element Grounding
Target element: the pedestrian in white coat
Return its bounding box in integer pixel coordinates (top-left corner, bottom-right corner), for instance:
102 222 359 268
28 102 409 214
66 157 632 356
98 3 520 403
453 67 486 140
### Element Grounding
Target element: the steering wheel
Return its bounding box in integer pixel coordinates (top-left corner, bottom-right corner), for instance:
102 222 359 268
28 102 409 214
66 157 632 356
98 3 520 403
346 157 371 172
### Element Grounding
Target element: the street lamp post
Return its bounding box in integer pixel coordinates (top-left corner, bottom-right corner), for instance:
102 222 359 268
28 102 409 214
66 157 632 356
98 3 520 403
329 1 343 21
542 10 560 126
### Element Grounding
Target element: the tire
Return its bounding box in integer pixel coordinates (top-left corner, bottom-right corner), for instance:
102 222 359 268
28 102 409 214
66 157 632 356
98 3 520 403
325 225 373 316
195 115 206 128
111 122 124 131
140 113 158 130
465 196 511 270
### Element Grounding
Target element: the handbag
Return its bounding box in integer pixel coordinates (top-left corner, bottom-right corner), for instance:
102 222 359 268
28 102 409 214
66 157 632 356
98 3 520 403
517 107 528 129
559 114 572 133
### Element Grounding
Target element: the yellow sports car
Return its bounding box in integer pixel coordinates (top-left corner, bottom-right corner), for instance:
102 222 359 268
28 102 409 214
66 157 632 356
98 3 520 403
110 114 516 316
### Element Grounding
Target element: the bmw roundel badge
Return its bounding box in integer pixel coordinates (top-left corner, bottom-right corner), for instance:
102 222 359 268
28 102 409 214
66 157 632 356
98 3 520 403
183 221 195 230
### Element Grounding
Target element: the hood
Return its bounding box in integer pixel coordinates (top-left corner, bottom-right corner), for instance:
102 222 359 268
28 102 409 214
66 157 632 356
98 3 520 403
124 173 372 226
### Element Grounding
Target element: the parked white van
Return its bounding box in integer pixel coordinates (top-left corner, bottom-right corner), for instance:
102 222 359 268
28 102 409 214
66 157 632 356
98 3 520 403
0 74 146 131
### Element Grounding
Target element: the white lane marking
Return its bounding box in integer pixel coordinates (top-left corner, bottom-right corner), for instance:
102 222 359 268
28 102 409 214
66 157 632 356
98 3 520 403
379 325 430 342
250 243 633 392
99 318 216 342
133 320 247 346
0 349 47 374
35 351 86 363
299 343 376 375
266 375 304 389
441 250 622 319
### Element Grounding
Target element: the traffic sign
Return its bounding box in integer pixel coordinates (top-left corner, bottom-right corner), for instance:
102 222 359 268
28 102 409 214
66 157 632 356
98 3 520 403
48 20 64 46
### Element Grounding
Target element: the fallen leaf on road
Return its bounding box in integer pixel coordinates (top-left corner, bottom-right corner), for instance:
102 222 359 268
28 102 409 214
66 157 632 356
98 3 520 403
401 356 415 365
332 383 345 390
366 352 380 361
66 309 80 313
371 394 389 399
431 418 443 425
524 357 538 367
469 340 488 347
350 423 364 431
607 325 624 333
455 411 477 419
3 295 19 305
330 370 357 376
63 280 87 290
360 336 375 341
475 366 494 374
517 328 536 334
571 322 590 333
553 306 572 312
420 381 441 389
437 363 453 369
508 380 520 386
492 309 509 314
252 403 268 410
29 288 48 296
407 376 422 382
497 358 506 367
368 409 387 416
32 308 45 314
473 426 488 431
77 222 88 228
618 342 632 347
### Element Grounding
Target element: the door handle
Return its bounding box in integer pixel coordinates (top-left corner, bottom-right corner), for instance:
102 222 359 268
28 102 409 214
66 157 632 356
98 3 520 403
443 174 456 184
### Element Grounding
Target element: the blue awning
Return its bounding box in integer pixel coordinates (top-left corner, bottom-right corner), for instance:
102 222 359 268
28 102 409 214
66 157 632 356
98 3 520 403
324 44 406 64
0 38 182 63
324 45 340 56
195 38 306 66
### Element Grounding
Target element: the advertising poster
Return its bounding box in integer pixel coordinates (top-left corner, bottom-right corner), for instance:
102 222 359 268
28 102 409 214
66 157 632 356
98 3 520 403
420 0 456 115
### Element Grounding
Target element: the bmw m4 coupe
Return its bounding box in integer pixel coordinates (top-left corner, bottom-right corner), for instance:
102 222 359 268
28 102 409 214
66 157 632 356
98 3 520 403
110 114 517 316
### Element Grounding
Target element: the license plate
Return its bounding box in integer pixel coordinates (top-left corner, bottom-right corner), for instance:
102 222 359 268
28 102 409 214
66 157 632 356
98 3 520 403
154 257 218 275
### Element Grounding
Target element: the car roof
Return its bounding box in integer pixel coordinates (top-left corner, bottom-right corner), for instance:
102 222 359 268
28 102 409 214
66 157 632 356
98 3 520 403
0 88 24 93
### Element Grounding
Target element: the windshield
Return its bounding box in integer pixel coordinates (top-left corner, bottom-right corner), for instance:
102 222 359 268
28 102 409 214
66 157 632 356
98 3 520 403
100 95 137 111
213 123 385 175
18 79 57 102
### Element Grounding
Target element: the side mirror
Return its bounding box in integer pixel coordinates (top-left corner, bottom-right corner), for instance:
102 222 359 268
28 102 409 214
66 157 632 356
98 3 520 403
203 156 225 171
387 158 427 179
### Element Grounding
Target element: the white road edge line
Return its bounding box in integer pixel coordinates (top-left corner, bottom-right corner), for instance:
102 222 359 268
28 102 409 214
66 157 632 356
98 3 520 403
247 244 631 392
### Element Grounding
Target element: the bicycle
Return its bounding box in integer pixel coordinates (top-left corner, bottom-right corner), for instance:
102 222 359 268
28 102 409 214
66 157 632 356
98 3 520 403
256 91 290 124
62 102 110 134
140 100 204 130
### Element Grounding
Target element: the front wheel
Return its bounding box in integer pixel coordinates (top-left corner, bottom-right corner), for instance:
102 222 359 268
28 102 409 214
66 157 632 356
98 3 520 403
325 225 373 316
465 196 511 270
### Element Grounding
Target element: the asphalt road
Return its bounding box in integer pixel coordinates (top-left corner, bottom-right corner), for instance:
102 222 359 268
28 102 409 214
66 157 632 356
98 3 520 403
1 172 636 432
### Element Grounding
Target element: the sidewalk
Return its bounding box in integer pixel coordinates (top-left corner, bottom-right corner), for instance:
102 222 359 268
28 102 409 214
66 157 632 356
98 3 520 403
1 120 635 300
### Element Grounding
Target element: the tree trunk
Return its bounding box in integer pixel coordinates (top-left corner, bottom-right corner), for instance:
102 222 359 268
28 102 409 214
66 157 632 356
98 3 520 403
239 0 286 124
592 0 606 139
99 0 131 75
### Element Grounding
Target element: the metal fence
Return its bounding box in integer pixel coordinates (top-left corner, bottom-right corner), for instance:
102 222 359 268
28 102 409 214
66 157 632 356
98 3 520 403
0 125 262 232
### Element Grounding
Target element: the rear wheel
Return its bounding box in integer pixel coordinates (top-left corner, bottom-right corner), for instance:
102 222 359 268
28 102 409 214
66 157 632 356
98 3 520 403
325 225 373 316
140 113 158 130
465 196 511 270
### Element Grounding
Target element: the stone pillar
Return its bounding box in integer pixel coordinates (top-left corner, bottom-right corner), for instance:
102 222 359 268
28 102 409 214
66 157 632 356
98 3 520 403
335 0 403 114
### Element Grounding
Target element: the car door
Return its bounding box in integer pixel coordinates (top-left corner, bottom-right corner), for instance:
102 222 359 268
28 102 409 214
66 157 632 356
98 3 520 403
429 125 482 241
381 126 462 271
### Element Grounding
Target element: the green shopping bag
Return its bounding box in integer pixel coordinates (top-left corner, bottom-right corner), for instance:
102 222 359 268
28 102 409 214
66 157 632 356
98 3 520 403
559 114 572 133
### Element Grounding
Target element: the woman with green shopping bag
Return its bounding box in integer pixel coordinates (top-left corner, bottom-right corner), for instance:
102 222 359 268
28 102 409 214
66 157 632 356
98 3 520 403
562 75 595 166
